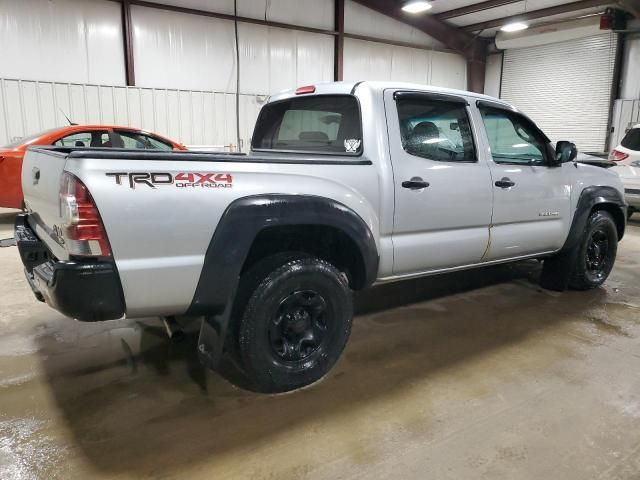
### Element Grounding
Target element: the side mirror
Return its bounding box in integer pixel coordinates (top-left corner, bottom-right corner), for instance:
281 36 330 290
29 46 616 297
555 141 577 165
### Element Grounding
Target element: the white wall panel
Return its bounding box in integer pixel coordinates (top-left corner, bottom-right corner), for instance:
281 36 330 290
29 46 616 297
141 0 235 14
343 38 466 89
238 24 334 95
132 7 333 95
0 0 125 85
0 79 263 152
484 53 503 98
238 0 334 30
139 0 334 29
131 6 238 92
431 51 467 90
345 0 444 48
620 34 640 100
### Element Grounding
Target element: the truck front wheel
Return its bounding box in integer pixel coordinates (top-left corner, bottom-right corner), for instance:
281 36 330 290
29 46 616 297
568 210 618 290
235 255 353 393
540 210 618 291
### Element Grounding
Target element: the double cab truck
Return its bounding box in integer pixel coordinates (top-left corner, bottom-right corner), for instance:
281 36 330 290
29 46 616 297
16 81 626 393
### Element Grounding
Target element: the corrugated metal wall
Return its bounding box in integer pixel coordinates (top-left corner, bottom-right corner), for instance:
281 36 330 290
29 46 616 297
501 34 618 152
0 79 264 148
0 0 467 149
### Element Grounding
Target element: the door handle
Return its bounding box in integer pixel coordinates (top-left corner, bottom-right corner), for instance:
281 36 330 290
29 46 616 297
402 177 429 190
32 167 40 185
495 177 515 188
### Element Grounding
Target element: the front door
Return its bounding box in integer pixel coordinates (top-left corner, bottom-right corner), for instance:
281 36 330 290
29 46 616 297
385 90 493 275
474 102 571 260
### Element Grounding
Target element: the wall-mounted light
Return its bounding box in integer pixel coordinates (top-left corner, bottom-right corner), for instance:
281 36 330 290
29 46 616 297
500 22 529 32
401 1 433 14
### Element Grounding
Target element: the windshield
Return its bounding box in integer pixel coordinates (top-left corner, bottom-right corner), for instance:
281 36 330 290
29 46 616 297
2 127 61 148
252 95 363 155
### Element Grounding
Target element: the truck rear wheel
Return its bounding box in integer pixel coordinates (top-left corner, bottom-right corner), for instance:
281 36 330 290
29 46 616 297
235 254 353 393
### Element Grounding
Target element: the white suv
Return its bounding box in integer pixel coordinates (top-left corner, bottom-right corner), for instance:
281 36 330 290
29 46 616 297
610 124 640 218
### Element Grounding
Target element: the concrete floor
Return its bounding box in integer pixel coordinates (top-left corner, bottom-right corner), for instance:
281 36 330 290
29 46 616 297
1 208 640 480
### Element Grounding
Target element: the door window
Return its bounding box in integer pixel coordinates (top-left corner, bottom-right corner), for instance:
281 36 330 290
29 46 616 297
396 96 476 162
54 131 110 147
479 107 548 165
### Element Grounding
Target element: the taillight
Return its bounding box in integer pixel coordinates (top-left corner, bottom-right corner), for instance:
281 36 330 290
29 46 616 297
59 172 111 257
609 149 629 162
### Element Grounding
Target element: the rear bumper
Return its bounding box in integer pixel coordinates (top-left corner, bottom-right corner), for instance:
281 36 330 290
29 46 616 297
15 214 125 321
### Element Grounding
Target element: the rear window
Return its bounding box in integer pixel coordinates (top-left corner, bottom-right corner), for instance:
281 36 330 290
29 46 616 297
621 128 640 151
251 95 363 155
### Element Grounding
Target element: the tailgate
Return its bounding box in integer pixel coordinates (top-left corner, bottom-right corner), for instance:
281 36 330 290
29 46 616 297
21 147 69 260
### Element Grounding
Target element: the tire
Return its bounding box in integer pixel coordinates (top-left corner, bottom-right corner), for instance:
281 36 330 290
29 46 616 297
568 210 618 290
628 209 634 221
235 254 353 393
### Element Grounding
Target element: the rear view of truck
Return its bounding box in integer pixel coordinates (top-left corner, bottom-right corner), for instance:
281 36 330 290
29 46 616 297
17 148 124 321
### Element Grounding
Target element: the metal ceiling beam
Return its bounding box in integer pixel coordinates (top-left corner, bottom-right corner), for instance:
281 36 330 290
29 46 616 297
352 0 482 53
121 0 135 86
334 0 345 81
436 0 523 20
462 0 614 31
352 0 488 92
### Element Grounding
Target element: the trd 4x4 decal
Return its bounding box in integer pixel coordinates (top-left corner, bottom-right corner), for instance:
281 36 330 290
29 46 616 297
106 172 233 189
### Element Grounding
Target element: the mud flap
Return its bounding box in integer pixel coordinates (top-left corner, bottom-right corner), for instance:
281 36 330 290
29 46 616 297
196 294 235 371
540 247 579 291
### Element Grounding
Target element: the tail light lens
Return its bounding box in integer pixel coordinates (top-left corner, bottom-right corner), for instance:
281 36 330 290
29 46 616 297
609 149 629 162
59 172 111 257
295 85 316 95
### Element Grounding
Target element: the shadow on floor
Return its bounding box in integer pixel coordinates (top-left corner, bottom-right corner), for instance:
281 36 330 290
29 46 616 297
33 259 600 475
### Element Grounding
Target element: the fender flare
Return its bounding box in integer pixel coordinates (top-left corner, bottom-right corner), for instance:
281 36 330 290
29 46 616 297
186 194 379 316
561 186 627 253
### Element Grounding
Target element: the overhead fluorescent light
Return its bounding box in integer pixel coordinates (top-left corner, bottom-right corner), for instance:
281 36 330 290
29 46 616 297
501 22 529 32
401 1 433 14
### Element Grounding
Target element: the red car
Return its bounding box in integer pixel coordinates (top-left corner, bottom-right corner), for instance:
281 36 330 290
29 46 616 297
0 125 186 209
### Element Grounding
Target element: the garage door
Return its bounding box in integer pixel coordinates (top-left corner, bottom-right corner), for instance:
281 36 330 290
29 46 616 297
501 33 619 152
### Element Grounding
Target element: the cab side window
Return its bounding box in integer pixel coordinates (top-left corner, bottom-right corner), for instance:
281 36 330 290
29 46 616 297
54 131 109 147
479 107 548 166
396 97 476 162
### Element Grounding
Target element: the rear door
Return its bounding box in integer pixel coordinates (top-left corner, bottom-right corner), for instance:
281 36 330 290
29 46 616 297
475 101 571 260
384 90 493 275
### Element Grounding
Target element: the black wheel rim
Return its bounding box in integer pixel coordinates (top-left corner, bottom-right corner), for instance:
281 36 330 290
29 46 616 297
586 229 610 280
269 290 329 362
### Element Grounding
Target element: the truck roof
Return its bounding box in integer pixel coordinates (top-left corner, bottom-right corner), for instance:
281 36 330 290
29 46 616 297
268 81 514 109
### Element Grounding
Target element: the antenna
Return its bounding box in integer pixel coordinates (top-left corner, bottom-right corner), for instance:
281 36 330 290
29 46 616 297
59 109 77 126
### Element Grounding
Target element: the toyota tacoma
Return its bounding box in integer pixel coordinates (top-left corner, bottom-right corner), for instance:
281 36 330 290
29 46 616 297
15 81 627 393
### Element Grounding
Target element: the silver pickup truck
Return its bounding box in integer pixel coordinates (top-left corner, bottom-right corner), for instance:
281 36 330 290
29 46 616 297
16 81 626 393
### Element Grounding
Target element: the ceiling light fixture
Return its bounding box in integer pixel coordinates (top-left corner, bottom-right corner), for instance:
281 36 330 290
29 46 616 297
401 1 433 14
500 22 529 32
